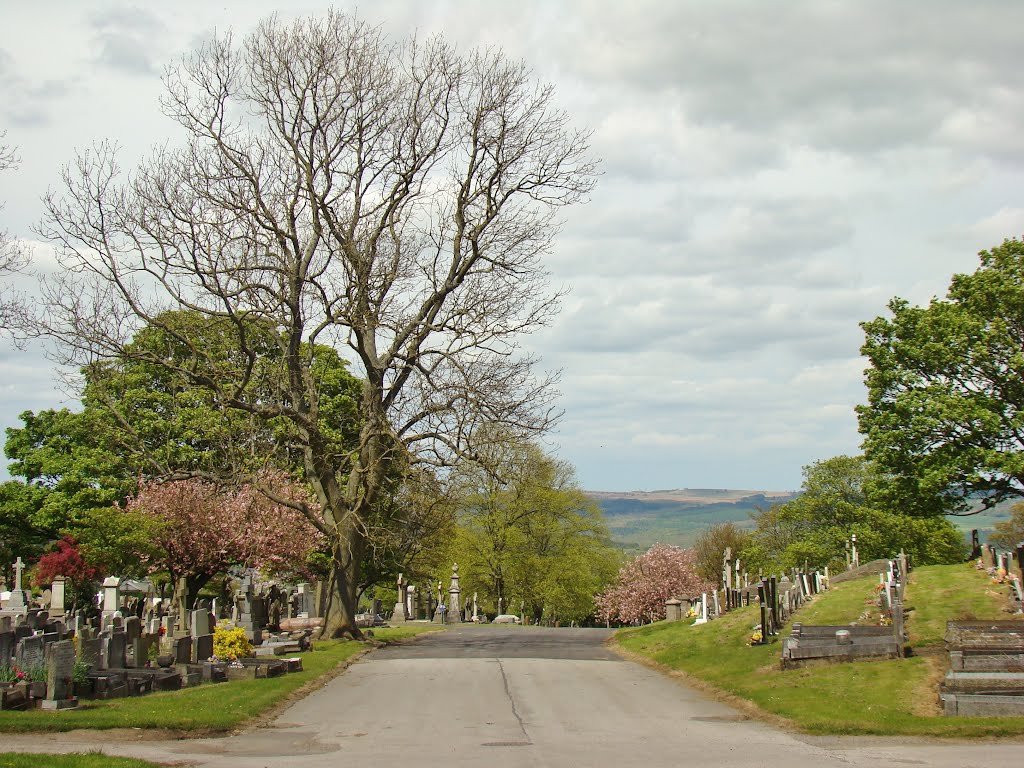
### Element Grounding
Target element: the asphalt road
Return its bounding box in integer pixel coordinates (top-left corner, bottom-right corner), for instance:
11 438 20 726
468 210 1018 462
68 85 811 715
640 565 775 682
4 624 1023 767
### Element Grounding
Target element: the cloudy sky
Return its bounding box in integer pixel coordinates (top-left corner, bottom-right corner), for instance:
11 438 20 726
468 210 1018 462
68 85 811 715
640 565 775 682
1 1 1022 492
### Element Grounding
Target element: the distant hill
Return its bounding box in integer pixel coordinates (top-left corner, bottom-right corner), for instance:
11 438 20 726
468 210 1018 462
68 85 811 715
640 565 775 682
587 488 799 552
590 488 1017 555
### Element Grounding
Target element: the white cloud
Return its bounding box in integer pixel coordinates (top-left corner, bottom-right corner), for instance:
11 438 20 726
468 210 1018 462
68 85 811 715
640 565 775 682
2 1 1024 491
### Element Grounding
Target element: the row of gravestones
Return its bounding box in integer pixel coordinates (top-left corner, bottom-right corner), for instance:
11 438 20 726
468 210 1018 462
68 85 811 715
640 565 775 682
0 612 78 710
779 555 909 668
0 607 221 709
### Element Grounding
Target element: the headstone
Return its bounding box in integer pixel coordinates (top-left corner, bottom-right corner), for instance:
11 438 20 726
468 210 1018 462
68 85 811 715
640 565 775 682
694 593 708 625
130 635 154 669
665 598 682 622
296 583 311 619
49 576 67 618
101 577 121 630
193 633 214 663
173 636 192 665
0 631 14 665
104 630 127 670
16 634 45 669
43 639 76 706
6 557 29 610
77 636 101 669
125 616 141 643
393 573 407 621
191 609 211 638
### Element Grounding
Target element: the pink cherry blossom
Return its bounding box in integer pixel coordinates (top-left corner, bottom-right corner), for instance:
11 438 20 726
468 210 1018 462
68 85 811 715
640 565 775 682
594 543 712 625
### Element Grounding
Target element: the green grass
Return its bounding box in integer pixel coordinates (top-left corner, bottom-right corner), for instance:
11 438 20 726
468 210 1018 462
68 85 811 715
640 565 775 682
0 754 161 768
616 563 1024 737
905 563 1012 647
0 624 441 734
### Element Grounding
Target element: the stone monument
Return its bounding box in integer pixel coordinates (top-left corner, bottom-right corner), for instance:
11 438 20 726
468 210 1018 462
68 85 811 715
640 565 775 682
446 563 462 624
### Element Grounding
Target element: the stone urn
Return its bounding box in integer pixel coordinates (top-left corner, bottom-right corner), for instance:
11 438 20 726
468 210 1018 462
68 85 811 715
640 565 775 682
156 653 175 669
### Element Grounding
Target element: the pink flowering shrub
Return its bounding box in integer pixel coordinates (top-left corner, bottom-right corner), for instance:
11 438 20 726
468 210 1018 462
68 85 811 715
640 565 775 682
126 470 324 584
594 543 712 625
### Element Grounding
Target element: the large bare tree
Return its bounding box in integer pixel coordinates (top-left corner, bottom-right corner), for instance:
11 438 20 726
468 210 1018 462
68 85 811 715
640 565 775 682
0 133 29 331
37 12 595 637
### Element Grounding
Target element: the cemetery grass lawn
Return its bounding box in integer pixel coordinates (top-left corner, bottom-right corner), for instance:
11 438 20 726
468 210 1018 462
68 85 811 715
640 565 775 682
615 565 1024 737
0 625 442 734
904 563 1015 648
0 753 161 768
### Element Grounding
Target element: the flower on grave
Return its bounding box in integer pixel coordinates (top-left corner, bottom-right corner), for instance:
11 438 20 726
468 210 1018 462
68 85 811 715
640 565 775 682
749 630 763 645
878 614 893 626
0 665 20 683
685 608 697 619
976 558 984 570
213 625 253 661
158 626 166 637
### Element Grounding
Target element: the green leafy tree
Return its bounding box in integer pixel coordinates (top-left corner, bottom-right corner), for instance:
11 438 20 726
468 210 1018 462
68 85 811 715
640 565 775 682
451 437 619 624
692 521 750 587
859 238 1024 516
989 502 1024 549
5 407 136 534
743 456 964 573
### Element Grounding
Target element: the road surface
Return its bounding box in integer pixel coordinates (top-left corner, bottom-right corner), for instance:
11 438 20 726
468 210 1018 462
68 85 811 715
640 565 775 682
2 624 1020 767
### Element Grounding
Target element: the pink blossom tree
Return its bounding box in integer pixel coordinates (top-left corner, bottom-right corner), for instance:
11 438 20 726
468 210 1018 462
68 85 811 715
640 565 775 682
126 471 324 602
594 543 711 625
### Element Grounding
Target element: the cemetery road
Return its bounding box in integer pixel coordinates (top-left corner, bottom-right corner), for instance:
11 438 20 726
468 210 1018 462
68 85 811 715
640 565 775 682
5 624 1024 767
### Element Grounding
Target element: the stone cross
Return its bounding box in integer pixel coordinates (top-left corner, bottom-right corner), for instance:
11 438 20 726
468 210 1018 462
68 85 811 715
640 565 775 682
13 557 24 592
6 557 29 610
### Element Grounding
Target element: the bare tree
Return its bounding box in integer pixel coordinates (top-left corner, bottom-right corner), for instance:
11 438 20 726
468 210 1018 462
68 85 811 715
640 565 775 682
0 133 29 332
37 12 596 638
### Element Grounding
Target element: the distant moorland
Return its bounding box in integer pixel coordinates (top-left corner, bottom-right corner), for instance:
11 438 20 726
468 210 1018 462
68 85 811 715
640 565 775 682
588 488 1016 553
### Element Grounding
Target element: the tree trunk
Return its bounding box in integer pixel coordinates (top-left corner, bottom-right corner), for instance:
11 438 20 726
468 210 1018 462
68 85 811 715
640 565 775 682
318 520 366 640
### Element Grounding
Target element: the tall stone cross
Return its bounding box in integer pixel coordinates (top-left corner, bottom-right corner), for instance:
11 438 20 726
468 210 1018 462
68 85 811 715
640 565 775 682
13 557 25 592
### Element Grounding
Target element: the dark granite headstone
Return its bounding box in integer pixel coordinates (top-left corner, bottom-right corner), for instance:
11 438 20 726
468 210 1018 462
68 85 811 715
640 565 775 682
103 631 127 670
193 634 214 663
173 636 192 665
77 637 101 669
16 634 44 669
0 631 14 664
125 616 141 643
44 640 75 702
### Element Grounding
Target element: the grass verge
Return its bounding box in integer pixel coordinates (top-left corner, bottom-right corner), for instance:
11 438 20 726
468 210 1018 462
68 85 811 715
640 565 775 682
615 563 1024 737
0 753 162 768
0 624 442 734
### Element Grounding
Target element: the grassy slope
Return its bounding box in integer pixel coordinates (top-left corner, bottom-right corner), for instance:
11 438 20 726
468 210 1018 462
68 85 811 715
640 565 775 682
0 625 440 734
616 563 1024 736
